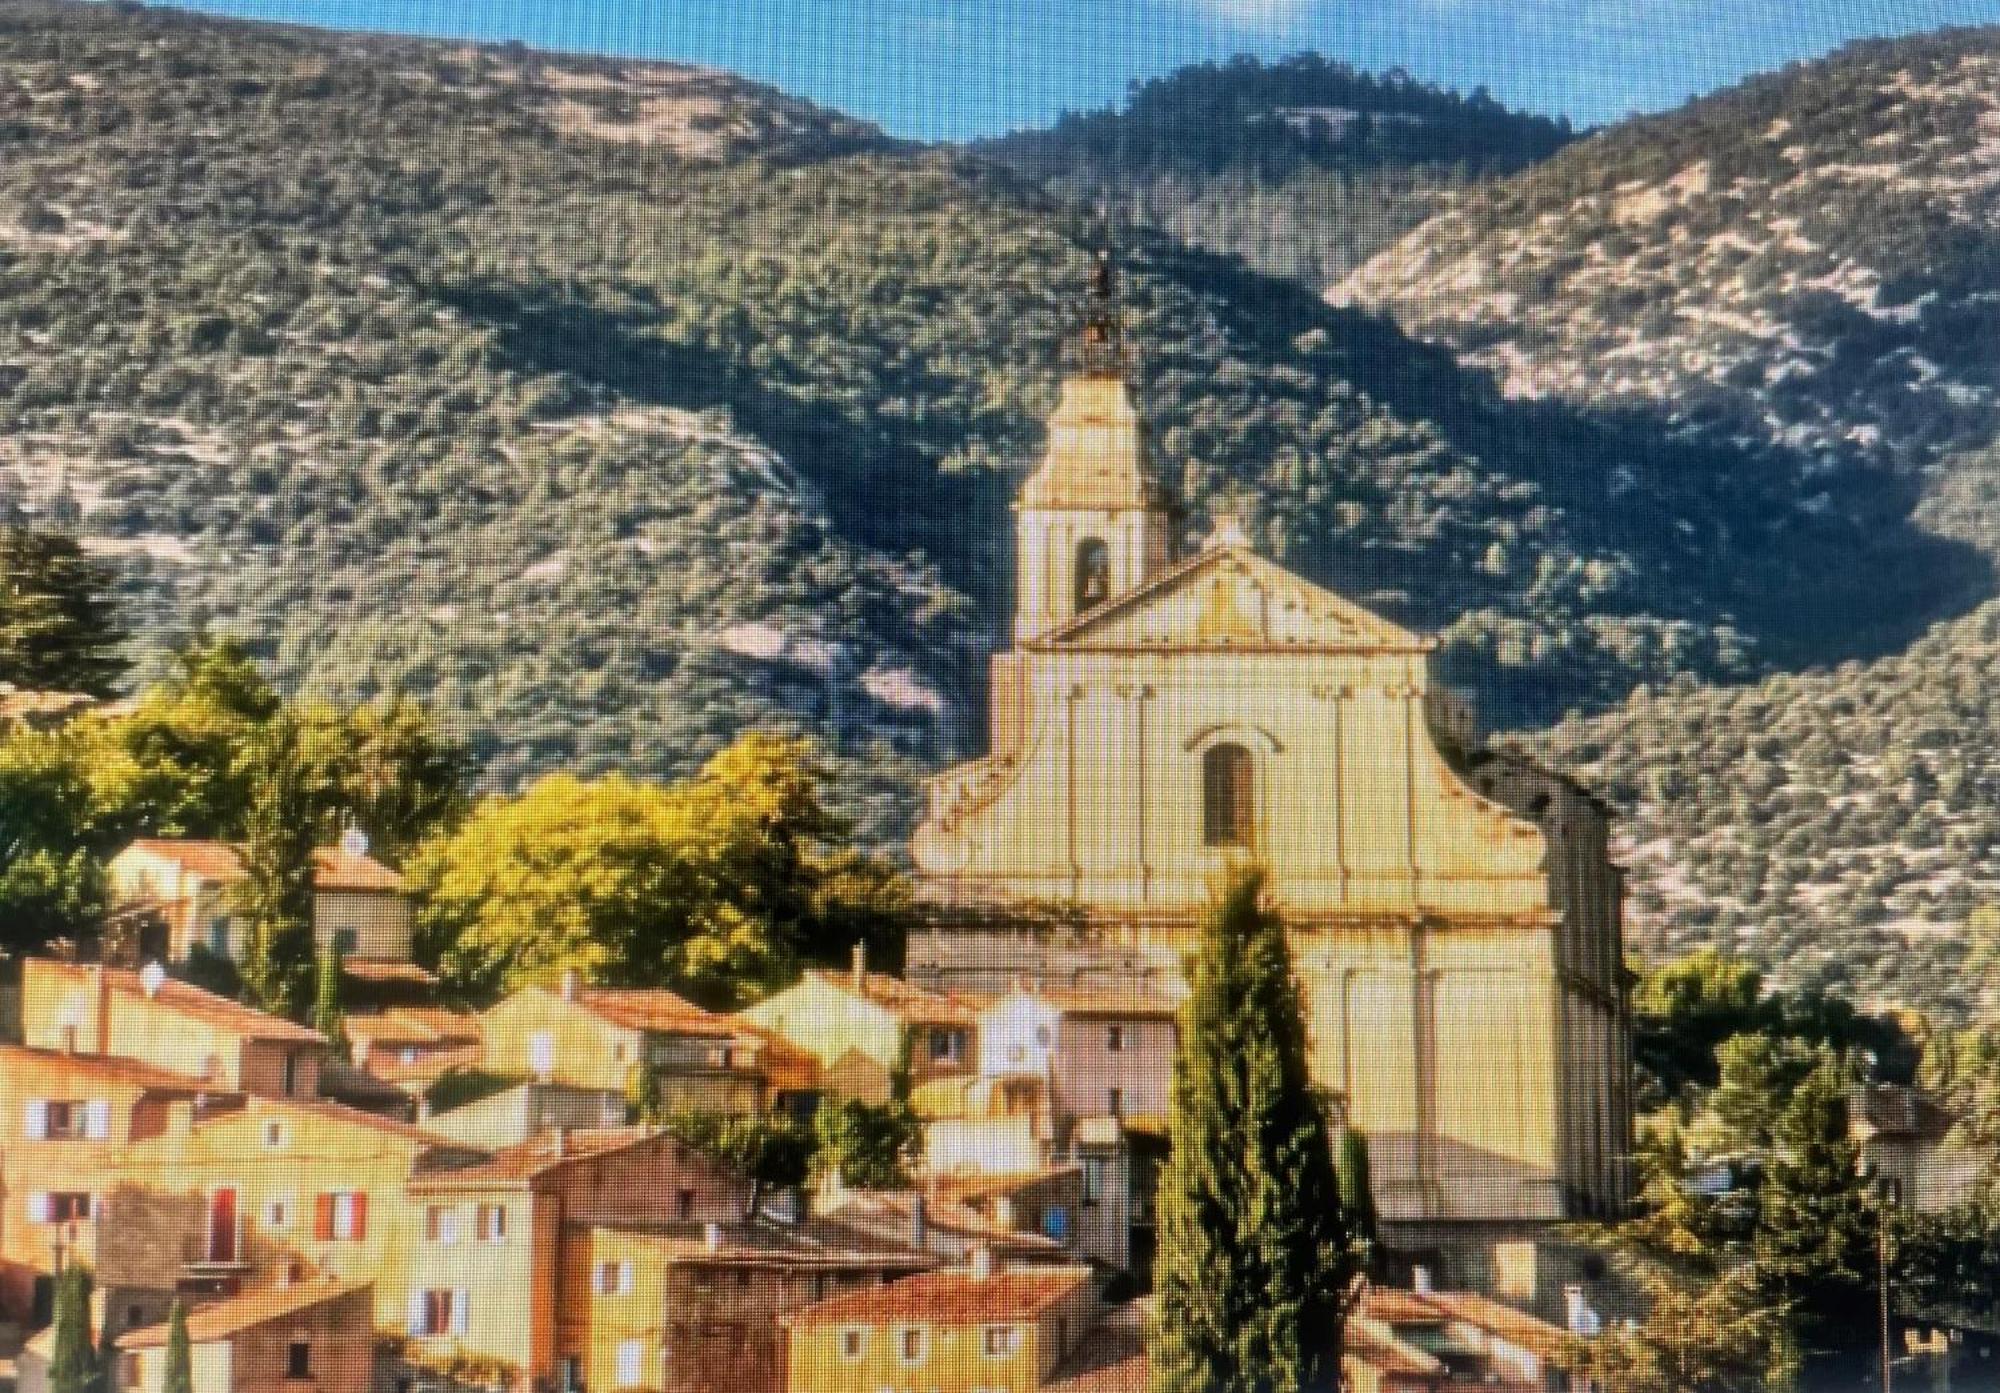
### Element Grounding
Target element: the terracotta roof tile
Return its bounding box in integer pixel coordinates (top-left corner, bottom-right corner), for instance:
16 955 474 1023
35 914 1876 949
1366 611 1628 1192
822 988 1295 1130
0 1043 222 1095
120 840 404 893
117 1280 370 1348
1419 1291 1571 1360
575 988 735 1036
30 960 327 1044
802 970 981 1027
591 1216 937 1270
1012 987 1181 1020
124 838 248 881
815 1189 1066 1255
1048 1304 1150 1393
1344 1319 1445 1379
930 1165 1083 1205
344 1009 482 1047
787 1266 1092 1327
310 847 405 893
407 1126 655 1189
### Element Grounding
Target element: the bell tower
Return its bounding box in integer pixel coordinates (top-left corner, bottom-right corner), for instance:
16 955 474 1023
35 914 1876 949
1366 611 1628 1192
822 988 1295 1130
1013 251 1175 644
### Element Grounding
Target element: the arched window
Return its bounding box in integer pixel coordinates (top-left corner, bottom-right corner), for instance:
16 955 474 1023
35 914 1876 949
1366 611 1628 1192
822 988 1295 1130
1074 538 1111 615
1203 742 1255 849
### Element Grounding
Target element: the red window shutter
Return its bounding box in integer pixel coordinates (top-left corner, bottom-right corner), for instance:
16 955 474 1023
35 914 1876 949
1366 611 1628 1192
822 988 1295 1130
351 1191 367 1240
314 1193 335 1241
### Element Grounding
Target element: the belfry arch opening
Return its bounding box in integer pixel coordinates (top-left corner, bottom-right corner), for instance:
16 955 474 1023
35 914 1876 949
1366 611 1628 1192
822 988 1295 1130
1202 742 1255 849
1074 537 1111 616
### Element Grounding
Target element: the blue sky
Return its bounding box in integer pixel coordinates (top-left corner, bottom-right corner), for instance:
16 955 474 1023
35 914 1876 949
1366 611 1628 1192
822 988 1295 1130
164 0 2000 139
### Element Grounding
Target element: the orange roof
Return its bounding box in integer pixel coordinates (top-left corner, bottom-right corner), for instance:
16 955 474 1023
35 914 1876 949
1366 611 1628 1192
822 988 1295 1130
816 1189 1065 1255
1048 1304 1150 1393
31 960 327 1045
803 969 980 1027
344 1009 482 1047
1345 1321 1445 1379
0 1043 222 1095
340 960 439 987
729 1020 821 1091
1362 1290 1450 1324
591 1216 936 1271
1018 987 1181 1020
117 1280 370 1349
1419 1291 1571 1360
788 1266 1092 1327
931 1165 1083 1205
407 1126 655 1189
251 1094 462 1147
119 840 404 893
574 988 736 1037
311 847 405 893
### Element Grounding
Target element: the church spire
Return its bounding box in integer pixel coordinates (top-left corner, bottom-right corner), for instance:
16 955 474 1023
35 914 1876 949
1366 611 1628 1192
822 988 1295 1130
1073 246 1130 381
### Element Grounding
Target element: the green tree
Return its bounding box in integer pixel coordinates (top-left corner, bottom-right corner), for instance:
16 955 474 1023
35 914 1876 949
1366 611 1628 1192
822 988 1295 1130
627 1061 664 1126
1150 871 1354 1393
47 1262 97 1393
312 943 346 1049
296 696 469 855
1753 1058 1878 1371
665 1110 816 1217
161 1299 193 1393
1335 1128 1379 1276
1710 1033 1821 1152
1557 1264 1795 1393
412 733 904 1005
812 1097 921 1190
235 713 318 1019
0 526 126 696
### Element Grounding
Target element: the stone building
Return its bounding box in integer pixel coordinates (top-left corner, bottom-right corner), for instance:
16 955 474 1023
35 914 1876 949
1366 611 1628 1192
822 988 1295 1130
908 259 1633 1272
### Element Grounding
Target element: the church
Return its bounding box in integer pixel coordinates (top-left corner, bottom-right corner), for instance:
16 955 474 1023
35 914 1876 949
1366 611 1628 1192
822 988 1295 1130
907 256 1634 1273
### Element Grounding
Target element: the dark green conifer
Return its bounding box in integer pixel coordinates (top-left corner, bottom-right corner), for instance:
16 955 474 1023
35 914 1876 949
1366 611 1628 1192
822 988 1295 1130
47 1263 97 1393
235 712 318 1019
1150 870 1355 1393
1336 1128 1379 1276
312 942 346 1049
161 1300 194 1393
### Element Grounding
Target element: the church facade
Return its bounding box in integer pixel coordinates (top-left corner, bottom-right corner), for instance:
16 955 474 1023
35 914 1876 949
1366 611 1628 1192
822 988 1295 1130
908 266 1633 1244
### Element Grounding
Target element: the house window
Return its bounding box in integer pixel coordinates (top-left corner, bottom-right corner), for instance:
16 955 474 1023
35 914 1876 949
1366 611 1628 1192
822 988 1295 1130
265 1198 291 1231
282 1052 301 1097
677 1188 696 1221
263 1121 286 1150
898 1327 926 1364
40 1193 93 1223
597 1260 633 1296
1106 1025 1125 1053
287 1340 311 1379
411 1288 467 1338
1081 1158 1107 1206
332 927 358 955
930 1028 965 1063
476 1203 507 1242
426 1205 459 1245
1107 1088 1123 1117
529 1032 556 1079
1202 743 1255 848
617 1339 644 1387
983 1326 1019 1357
1044 1206 1071 1242
208 917 230 955
315 1191 366 1241
1074 537 1111 614
613 1041 628 1065
25 1099 109 1141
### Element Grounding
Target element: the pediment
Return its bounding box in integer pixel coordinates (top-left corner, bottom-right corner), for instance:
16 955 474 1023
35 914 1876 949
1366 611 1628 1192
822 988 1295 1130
1029 546 1428 653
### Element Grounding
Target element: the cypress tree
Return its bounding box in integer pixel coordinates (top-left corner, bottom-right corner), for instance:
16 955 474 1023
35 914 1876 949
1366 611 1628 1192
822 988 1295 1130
1754 1055 1878 1372
0 525 126 696
161 1300 194 1393
312 942 346 1049
236 712 318 1020
1150 870 1355 1393
1336 1128 1379 1277
47 1263 96 1393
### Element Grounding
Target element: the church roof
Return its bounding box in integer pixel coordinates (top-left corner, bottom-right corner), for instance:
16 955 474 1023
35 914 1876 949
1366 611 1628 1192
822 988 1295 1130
1026 542 1431 655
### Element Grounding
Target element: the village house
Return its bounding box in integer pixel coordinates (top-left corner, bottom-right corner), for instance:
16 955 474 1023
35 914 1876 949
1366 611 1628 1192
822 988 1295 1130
561 1215 934 1393
104 1278 376 1393
976 987 1178 1134
739 948 979 1103
1342 1285 1575 1393
423 1080 629 1148
815 1188 1072 1269
400 1126 761 1389
344 1007 485 1090
480 972 800 1113
106 837 414 966
21 959 329 1099
1850 1083 1991 1213
783 1257 1100 1393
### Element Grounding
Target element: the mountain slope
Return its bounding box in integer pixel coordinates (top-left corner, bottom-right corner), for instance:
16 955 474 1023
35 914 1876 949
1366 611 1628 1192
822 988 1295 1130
977 54 1577 286
0 2 1982 848
1340 27 2000 497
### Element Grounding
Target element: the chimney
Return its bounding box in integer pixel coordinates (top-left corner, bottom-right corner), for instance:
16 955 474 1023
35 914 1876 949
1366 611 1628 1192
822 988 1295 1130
852 942 867 993
92 963 110 1055
704 1222 723 1253
560 968 581 1002
550 1126 568 1158
908 1195 926 1251
1412 1265 1432 1295
969 1244 995 1281
416 1097 432 1123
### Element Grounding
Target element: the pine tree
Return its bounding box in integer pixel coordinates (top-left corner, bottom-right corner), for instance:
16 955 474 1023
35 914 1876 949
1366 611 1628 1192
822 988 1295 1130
1336 1128 1379 1276
312 942 346 1049
1150 871 1355 1393
161 1300 193 1393
0 526 126 696
235 713 318 1019
47 1263 97 1393
1753 1055 1878 1371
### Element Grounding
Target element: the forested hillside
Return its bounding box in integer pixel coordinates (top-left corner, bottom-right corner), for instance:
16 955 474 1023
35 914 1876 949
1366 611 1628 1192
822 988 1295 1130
978 54 1576 285
1523 599 2000 1015
1340 27 2000 495
0 3 1982 850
